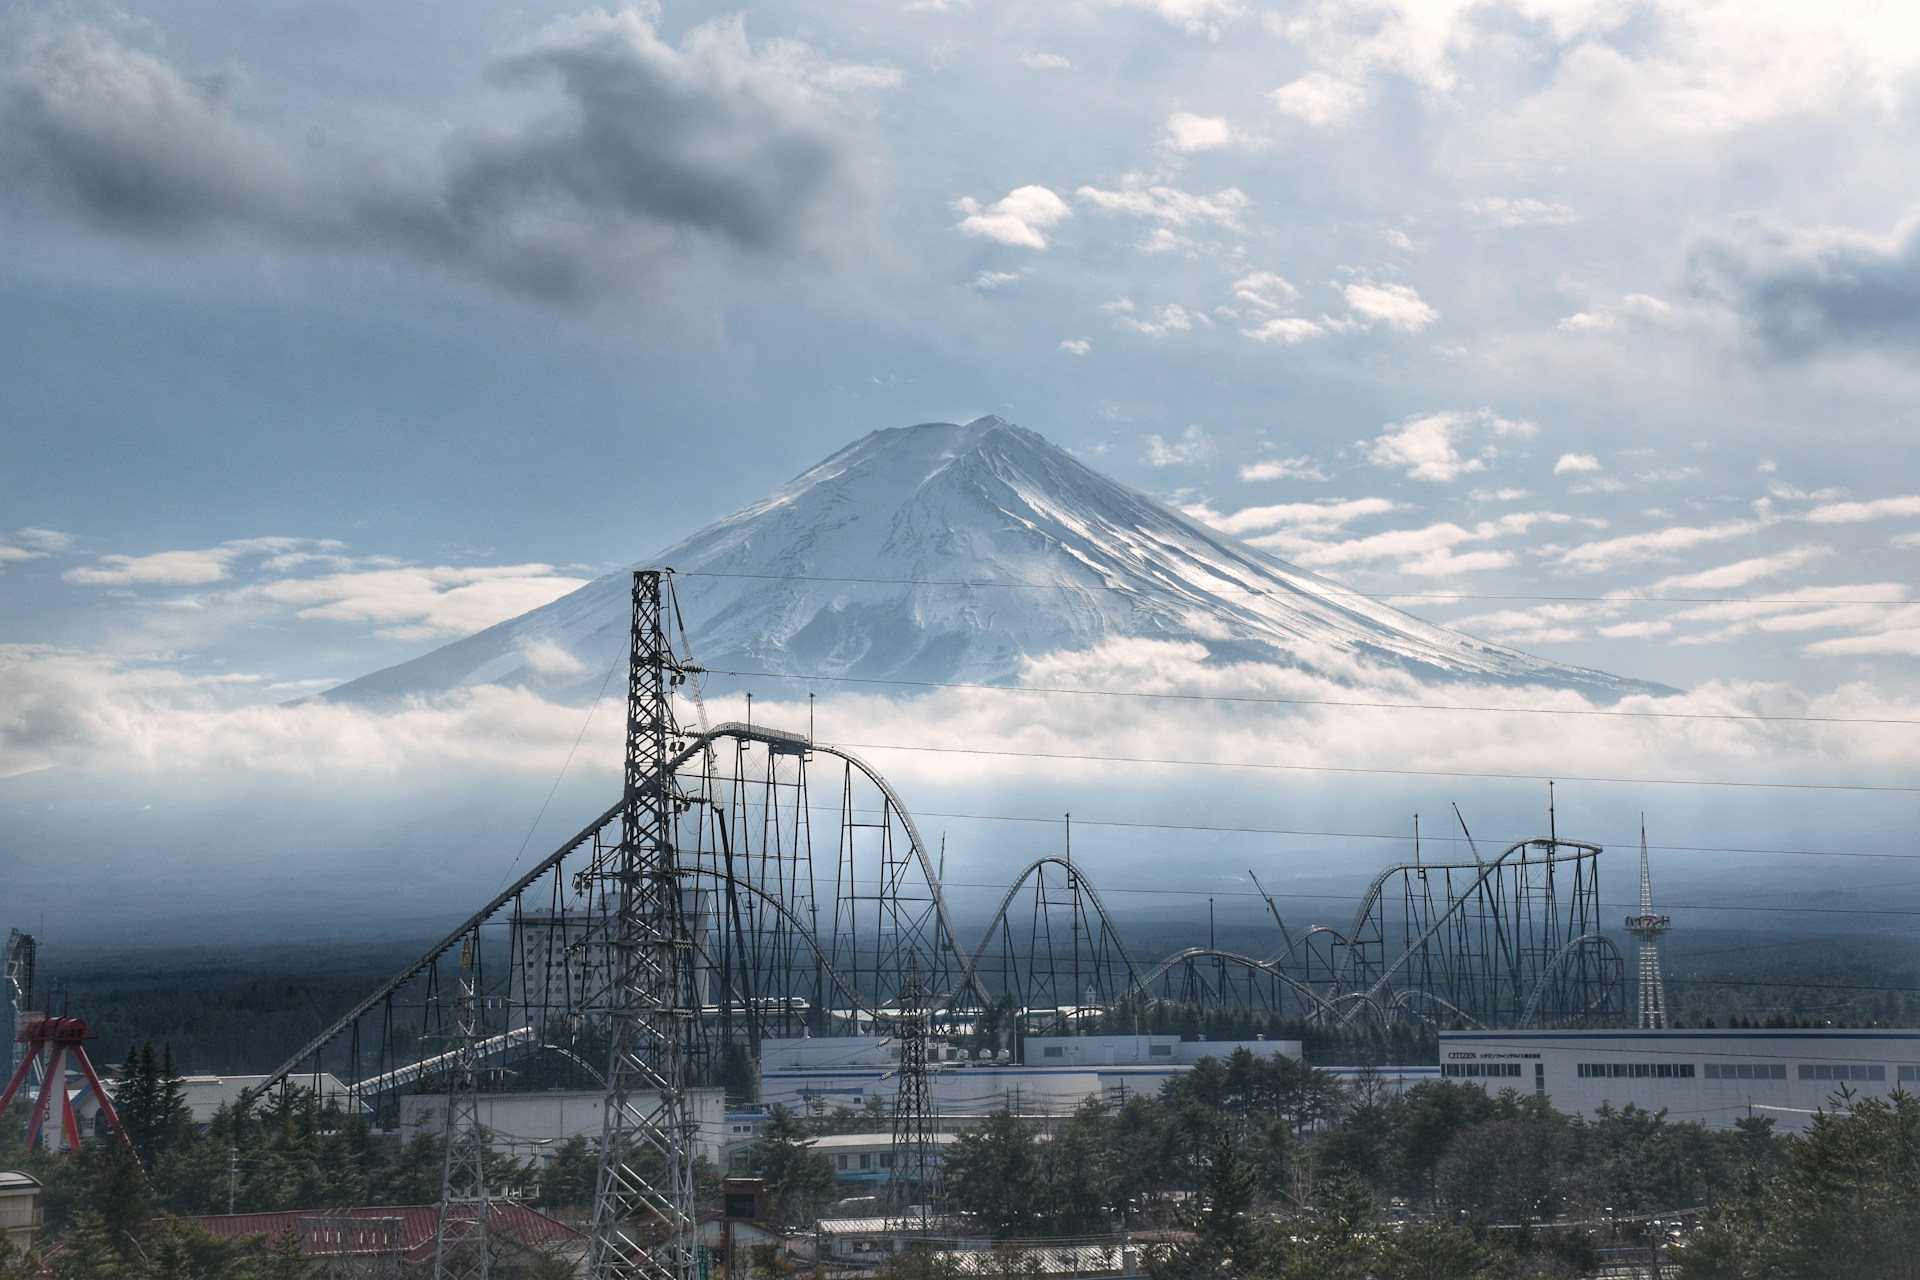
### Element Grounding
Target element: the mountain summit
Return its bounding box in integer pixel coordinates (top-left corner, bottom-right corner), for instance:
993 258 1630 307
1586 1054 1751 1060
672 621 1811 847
325 417 1666 703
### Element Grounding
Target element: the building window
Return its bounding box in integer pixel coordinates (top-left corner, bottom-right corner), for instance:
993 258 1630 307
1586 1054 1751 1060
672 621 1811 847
1534 1062 1545 1096
1441 1063 1521 1078
1149 1045 1173 1058
1798 1064 1886 1082
836 1155 848 1171
858 1154 871 1170
1899 1066 1919 1083
1577 1062 1695 1079
1043 1046 1065 1059
1705 1063 1787 1081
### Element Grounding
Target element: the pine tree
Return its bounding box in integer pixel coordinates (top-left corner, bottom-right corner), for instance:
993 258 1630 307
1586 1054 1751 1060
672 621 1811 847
945 1109 1040 1238
755 1105 837 1227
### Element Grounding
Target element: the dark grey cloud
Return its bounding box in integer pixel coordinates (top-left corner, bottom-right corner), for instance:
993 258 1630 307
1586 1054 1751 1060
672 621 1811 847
1693 211 1920 358
0 10 889 308
0 31 305 234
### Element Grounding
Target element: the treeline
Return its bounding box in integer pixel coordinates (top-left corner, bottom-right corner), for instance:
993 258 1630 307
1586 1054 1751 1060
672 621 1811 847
739 1048 1789 1277
0 1043 604 1279
28 942 432 1077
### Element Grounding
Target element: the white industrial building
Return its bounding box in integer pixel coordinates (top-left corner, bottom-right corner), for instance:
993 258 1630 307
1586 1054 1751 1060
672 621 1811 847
399 1087 729 1163
177 1073 357 1126
1438 1028 1920 1132
758 1033 1301 1119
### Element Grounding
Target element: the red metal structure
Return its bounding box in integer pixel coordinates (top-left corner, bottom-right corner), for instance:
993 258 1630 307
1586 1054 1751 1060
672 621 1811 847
0 1015 129 1153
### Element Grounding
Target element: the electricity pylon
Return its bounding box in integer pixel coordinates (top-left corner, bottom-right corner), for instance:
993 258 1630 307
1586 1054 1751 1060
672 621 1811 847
434 933 490 1280
587 570 700 1279
888 953 941 1232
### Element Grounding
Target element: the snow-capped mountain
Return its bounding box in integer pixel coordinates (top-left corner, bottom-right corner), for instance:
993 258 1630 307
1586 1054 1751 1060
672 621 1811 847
324 417 1668 704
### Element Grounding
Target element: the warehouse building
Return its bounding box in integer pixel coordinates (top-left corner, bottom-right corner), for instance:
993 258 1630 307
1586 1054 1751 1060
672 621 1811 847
1438 1028 1920 1131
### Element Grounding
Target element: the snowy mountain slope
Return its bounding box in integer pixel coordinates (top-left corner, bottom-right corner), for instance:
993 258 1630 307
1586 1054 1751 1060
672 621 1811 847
323 417 1670 704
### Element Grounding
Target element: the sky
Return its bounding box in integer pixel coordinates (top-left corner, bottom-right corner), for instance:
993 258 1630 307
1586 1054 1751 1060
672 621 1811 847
5 0 1920 947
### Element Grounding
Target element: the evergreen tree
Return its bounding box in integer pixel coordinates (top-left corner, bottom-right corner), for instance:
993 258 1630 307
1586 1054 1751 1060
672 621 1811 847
1680 1089 1920 1279
945 1108 1041 1238
536 1134 599 1209
751 1104 836 1227
49 1211 134 1280
1043 1097 1117 1234
1370 1219 1516 1280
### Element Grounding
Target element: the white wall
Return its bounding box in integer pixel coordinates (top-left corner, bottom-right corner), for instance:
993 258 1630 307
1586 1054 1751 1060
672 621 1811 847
400 1087 728 1162
1439 1029 1920 1132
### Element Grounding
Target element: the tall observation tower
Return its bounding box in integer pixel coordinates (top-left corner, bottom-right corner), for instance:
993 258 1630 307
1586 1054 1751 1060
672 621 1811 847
1623 819 1672 1030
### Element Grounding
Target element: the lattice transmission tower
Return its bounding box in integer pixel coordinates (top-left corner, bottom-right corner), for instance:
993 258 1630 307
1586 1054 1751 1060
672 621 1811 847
888 953 942 1230
587 570 700 1280
1623 819 1672 1030
434 933 491 1280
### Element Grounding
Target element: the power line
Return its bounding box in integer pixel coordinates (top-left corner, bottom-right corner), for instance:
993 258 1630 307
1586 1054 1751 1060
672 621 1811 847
828 737 1920 795
925 876 1920 920
676 568 1914 609
907 808 1920 862
703 667 1920 728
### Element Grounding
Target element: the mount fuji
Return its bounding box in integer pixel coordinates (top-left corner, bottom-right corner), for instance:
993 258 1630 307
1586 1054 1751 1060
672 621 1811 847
323 417 1670 704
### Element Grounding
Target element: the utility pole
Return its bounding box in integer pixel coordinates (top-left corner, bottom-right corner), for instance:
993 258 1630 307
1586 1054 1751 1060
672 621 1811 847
227 1146 237 1213
587 570 700 1279
434 932 491 1280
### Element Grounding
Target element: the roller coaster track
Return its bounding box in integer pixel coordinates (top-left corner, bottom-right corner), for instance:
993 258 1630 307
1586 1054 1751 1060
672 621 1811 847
259 726 1624 1103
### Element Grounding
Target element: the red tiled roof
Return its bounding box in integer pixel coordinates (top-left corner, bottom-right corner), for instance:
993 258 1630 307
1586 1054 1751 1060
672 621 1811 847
179 1202 581 1263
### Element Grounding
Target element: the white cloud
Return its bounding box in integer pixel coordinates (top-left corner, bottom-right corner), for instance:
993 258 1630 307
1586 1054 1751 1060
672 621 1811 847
1205 496 1399 536
970 269 1024 289
1233 272 1301 310
1059 338 1091 355
1238 457 1329 483
1559 293 1675 333
0 644 621 779
954 185 1073 248
1102 0 1244 39
1650 546 1832 592
243 564 591 641
1463 196 1579 228
63 537 321 586
1802 495 1920 524
1256 511 1574 571
1242 316 1326 344
1269 71 1366 126
1554 453 1602 475
1399 548 1517 576
1139 227 1198 255
1342 282 1438 332
518 636 587 678
1118 303 1204 337
1803 609 1920 658
1366 409 1536 483
1076 181 1249 229
1145 425 1212 466
1163 111 1234 152
1553 518 1768 573
0 528 76 570
1596 620 1673 640
1024 52 1073 70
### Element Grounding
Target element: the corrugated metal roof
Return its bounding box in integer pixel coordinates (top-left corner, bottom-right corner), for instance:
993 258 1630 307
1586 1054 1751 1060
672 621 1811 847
183 1202 580 1263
